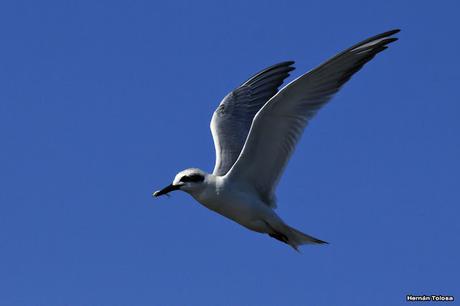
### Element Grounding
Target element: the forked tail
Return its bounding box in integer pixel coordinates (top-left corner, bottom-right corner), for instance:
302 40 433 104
269 224 328 251
287 225 328 250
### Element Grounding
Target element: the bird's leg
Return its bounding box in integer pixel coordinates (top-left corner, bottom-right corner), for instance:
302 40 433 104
262 220 290 244
268 232 289 244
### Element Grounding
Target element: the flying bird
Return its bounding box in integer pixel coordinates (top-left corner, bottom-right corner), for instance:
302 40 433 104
153 29 400 250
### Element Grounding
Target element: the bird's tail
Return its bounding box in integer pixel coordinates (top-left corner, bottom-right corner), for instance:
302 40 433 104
264 217 328 251
283 225 328 251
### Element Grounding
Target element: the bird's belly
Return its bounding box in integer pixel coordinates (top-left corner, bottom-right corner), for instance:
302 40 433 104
195 191 270 233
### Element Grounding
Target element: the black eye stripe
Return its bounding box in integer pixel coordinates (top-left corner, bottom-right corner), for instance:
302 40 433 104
180 174 204 183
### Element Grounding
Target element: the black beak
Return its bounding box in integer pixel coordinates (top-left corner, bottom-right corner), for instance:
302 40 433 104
153 184 181 197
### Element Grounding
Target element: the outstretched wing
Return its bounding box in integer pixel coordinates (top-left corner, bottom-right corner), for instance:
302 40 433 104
226 29 400 208
211 61 295 176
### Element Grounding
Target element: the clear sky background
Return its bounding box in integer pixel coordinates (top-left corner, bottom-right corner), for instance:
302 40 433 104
1 0 459 305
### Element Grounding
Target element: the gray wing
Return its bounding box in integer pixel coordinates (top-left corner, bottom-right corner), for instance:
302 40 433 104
226 29 400 208
211 61 295 176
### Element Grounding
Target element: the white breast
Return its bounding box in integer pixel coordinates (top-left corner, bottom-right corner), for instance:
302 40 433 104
191 178 272 232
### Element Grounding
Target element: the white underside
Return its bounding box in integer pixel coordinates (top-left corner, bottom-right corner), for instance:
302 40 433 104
190 177 284 234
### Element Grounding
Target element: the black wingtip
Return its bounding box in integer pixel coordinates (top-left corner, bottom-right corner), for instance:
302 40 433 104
383 28 401 36
369 29 401 44
241 60 296 87
345 28 400 53
267 60 296 71
276 60 296 72
373 29 401 40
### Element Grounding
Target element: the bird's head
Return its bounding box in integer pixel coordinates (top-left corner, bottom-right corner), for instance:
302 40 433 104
153 168 207 197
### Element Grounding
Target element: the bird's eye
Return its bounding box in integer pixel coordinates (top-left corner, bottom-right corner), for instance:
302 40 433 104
180 174 204 183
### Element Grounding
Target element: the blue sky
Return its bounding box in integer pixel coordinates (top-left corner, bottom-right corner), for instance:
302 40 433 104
1 0 459 305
